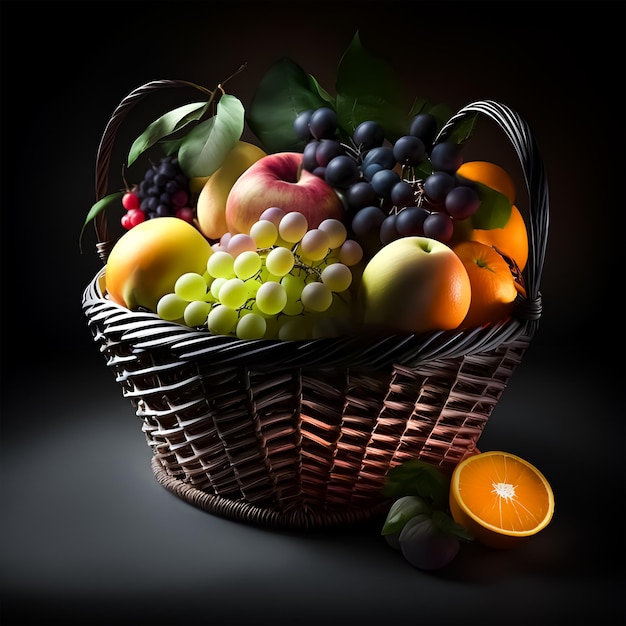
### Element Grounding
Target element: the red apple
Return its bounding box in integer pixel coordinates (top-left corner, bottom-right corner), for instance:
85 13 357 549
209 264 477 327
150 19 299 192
224 152 345 234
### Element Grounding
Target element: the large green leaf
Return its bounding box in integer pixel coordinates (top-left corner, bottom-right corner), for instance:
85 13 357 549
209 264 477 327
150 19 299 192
247 58 329 153
127 101 210 167
177 94 245 178
78 191 123 252
335 33 413 141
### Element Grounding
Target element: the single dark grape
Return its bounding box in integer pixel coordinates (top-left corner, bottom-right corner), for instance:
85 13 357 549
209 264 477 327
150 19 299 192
324 155 360 188
423 211 454 242
380 214 401 245
350 205 386 237
315 139 346 167
362 146 397 171
302 141 320 172
423 171 456 205
409 113 438 149
294 109 314 141
429 141 464 173
393 135 426 166
390 180 415 207
353 120 385 151
444 185 481 219
395 206 429 236
346 181 379 212
309 107 338 140
370 168 401 199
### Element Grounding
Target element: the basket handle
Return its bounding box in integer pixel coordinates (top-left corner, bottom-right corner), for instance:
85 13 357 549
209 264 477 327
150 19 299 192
93 79 213 263
436 100 549 312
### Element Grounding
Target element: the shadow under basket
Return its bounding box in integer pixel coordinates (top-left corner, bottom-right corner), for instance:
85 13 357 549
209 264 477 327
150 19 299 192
82 91 549 530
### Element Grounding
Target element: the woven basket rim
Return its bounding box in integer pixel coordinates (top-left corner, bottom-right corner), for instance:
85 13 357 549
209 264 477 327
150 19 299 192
83 265 535 372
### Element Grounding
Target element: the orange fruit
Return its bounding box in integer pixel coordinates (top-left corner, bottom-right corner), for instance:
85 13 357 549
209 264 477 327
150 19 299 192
453 161 529 271
471 205 528 272
457 160 517 204
453 240 518 328
449 450 555 549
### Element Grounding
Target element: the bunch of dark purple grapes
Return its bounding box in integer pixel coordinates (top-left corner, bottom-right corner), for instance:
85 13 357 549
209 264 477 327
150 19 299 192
121 155 194 230
294 107 481 255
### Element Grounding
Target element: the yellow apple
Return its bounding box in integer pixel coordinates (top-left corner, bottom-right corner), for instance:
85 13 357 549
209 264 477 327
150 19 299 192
196 141 267 240
358 236 471 334
105 217 213 313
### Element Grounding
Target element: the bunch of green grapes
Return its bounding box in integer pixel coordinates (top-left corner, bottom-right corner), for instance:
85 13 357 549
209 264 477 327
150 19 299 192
156 209 363 340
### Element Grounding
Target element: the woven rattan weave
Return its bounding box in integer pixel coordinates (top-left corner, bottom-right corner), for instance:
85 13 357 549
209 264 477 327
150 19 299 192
82 84 549 529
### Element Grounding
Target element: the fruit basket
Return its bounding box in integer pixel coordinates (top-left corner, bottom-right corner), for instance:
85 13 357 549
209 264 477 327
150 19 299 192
82 79 549 530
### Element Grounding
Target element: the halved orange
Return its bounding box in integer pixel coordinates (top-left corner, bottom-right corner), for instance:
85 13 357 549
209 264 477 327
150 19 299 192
449 450 555 549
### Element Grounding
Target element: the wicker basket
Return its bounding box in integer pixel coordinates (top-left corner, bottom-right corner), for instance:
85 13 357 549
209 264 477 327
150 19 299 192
82 82 549 530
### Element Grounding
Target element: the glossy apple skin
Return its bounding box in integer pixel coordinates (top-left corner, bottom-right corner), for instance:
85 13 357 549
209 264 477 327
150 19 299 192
358 236 471 334
224 152 345 234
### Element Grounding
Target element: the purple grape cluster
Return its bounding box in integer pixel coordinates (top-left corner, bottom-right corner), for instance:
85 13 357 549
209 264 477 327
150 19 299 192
294 108 481 257
136 155 192 219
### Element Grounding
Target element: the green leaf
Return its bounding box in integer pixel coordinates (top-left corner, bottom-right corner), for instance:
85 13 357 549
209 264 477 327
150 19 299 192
127 101 210 167
382 459 450 509
431 510 474 542
469 181 512 229
177 94 245 178
78 191 123 252
335 32 413 141
381 495 431 536
247 58 329 153
308 73 335 106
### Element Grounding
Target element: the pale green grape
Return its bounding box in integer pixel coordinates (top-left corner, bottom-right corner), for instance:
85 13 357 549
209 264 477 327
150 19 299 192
280 273 305 300
300 228 330 261
278 211 308 243
218 278 248 309
245 277 262 298
235 313 267 340
256 281 288 315
207 250 235 278
157 293 188 321
277 316 310 341
249 219 278 248
318 218 347 249
207 304 238 335
183 300 212 327
266 246 295 276
337 239 364 266
282 299 304 316
210 276 227 300
320 262 352 292
234 250 262 280
175 272 208 301
301 282 333 312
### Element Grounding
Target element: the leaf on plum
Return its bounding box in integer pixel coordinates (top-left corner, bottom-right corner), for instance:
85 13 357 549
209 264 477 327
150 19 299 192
127 101 210 168
177 94 245 178
247 58 329 153
382 459 450 509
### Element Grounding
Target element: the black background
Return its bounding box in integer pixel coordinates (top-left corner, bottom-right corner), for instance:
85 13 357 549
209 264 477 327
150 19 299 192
1 2 625 625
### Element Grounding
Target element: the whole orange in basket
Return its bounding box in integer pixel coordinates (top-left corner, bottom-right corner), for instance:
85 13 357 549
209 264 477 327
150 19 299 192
453 161 529 271
449 450 555 549
453 240 518 329
105 217 213 313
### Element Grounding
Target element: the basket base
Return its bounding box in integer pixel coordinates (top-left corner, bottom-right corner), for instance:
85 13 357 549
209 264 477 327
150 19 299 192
150 457 392 531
